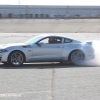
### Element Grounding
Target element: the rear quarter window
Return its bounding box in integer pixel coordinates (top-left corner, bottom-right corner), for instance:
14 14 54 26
64 38 72 43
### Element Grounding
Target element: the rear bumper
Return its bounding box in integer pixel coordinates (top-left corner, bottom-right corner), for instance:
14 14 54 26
84 49 95 60
85 54 95 60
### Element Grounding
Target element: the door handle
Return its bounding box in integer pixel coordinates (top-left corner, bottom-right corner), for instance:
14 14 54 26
56 46 62 48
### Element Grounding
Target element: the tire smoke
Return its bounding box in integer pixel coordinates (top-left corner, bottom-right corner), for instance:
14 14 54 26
80 40 100 66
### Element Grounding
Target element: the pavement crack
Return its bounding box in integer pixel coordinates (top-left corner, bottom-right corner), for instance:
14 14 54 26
50 65 55 100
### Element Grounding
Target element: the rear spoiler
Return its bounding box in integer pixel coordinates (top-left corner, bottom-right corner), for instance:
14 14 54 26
86 41 92 45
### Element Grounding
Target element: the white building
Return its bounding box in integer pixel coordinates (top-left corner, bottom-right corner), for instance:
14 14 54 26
0 5 100 18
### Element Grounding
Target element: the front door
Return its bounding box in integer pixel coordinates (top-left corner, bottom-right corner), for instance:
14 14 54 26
32 37 64 61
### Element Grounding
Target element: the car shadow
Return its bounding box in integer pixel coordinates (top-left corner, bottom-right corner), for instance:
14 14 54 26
0 62 98 69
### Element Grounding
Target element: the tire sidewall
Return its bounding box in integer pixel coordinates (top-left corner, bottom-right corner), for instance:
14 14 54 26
70 50 84 65
8 51 24 67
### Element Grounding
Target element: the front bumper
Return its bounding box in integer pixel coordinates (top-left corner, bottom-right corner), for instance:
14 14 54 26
0 53 8 62
0 56 2 61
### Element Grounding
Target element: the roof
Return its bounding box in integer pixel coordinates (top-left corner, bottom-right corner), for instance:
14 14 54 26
40 34 67 38
39 34 81 42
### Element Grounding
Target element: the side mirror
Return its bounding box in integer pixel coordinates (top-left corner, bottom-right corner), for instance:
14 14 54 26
36 42 43 46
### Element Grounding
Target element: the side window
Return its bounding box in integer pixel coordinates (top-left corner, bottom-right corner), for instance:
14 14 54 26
38 37 62 44
64 38 72 43
48 37 62 44
39 38 49 44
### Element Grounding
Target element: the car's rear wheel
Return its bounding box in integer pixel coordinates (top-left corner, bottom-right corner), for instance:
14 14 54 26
69 50 84 65
8 51 24 66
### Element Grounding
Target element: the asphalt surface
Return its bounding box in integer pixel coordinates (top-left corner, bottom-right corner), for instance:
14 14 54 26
0 33 100 100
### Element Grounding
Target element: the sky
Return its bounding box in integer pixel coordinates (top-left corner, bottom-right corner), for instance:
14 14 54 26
0 0 100 5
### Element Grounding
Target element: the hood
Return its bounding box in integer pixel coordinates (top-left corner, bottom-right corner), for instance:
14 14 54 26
0 43 26 49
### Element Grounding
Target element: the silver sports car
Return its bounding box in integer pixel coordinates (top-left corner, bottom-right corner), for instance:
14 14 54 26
0 34 95 66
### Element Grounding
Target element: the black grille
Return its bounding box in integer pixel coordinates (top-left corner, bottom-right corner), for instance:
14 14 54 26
0 57 2 61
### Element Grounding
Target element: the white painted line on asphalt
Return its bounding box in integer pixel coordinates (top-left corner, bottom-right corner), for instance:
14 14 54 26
0 91 51 96
21 91 51 94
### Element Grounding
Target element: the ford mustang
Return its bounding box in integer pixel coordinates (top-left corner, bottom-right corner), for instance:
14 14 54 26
0 34 95 66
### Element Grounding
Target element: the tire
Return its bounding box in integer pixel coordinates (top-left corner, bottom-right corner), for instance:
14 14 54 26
69 50 84 65
8 51 24 67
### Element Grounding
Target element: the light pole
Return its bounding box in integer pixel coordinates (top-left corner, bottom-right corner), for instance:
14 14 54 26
18 0 20 5
26 5 28 18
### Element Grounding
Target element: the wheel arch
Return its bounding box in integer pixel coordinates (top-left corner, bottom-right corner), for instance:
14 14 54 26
7 50 26 62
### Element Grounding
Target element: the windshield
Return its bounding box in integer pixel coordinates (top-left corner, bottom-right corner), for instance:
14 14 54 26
25 35 43 44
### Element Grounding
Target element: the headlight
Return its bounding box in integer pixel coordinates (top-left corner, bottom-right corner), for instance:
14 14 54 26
0 49 8 53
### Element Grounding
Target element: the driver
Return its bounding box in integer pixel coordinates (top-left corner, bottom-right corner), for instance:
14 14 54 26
49 38 55 43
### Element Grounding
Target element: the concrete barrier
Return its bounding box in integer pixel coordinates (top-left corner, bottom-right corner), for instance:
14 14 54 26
0 19 100 33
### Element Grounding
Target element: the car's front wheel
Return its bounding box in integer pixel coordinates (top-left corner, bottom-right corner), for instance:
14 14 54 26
8 51 24 66
69 50 85 65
